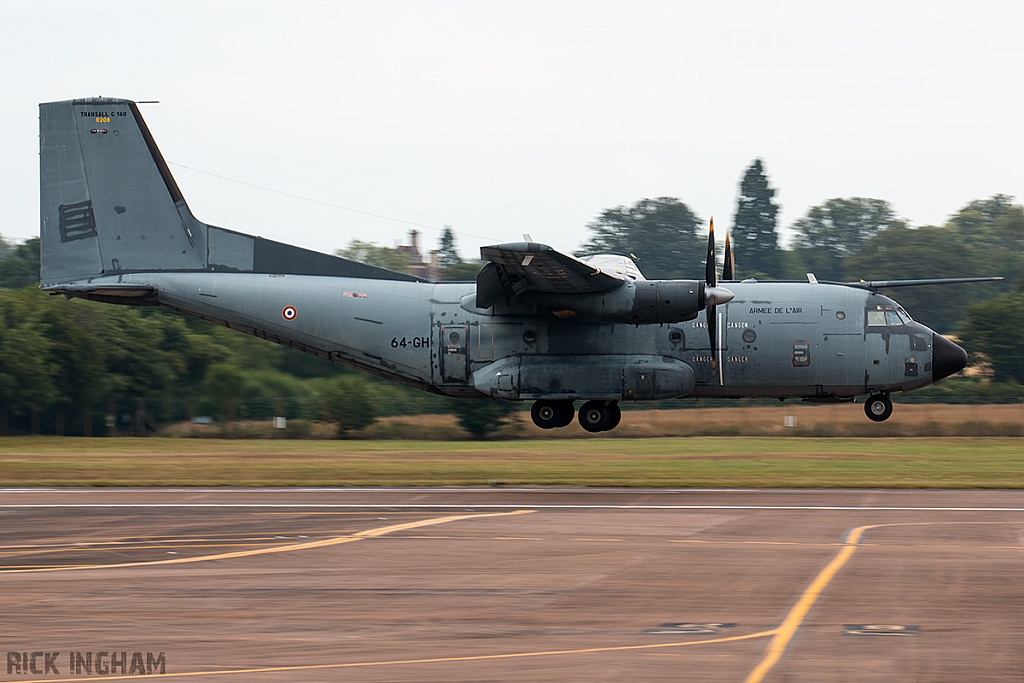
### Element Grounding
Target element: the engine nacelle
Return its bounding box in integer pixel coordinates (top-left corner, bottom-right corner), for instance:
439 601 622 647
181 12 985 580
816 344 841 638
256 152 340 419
527 280 706 324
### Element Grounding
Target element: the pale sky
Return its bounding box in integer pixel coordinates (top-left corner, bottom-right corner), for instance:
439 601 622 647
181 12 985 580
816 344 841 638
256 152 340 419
2 1 1023 261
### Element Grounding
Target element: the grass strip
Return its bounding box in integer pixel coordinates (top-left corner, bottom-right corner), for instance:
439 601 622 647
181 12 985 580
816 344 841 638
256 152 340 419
0 437 1022 488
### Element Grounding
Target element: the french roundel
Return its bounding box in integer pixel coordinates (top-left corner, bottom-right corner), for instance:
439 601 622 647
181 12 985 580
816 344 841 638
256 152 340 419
282 306 297 321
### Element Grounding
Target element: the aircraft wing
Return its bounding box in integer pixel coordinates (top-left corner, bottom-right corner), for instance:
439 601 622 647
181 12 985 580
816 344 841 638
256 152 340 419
476 242 626 308
833 277 1004 290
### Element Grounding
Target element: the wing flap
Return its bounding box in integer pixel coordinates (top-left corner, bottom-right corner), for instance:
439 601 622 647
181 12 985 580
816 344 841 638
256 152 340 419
478 243 625 303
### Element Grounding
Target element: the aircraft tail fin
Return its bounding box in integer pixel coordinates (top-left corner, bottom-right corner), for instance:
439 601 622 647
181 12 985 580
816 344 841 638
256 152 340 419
39 98 208 286
39 97 424 288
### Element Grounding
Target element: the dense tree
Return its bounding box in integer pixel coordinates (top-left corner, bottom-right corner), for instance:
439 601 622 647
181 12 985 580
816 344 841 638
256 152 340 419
0 237 40 289
0 308 57 434
337 240 411 273
732 159 782 278
791 198 906 281
36 295 112 434
437 227 463 268
949 195 1018 243
4 185 1023 436
959 288 1024 383
439 261 484 281
201 363 248 421
320 375 378 437
577 197 703 279
946 195 1024 289
845 225 992 333
451 399 516 439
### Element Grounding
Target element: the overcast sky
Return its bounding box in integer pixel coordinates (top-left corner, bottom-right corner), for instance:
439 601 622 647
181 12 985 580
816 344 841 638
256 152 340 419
3 1 1023 261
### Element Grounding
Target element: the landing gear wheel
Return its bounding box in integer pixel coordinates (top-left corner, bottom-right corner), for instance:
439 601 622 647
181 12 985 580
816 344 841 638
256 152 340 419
864 394 893 422
554 400 576 428
531 400 563 429
606 402 621 430
578 401 612 433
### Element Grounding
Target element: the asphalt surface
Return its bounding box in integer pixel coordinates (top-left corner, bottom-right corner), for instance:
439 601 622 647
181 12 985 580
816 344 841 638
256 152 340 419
2 488 1023 682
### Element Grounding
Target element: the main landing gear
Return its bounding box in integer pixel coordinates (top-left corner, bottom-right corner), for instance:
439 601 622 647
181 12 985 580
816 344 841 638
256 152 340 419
577 400 621 433
530 400 621 432
531 400 575 429
864 393 893 422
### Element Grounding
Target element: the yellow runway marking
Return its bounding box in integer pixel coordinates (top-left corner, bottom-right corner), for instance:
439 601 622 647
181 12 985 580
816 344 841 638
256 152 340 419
0 542 286 560
670 540 844 547
743 520 1024 683
0 525 250 547
742 524 875 683
254 511 433 515
0 544 284 567
406 534 455 539
8 511 1019 681
0 510 533 575
0 529 363 549
18 630 775 682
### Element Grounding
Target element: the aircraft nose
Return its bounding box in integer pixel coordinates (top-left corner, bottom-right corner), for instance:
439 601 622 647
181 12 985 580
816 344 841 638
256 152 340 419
932 333 967 381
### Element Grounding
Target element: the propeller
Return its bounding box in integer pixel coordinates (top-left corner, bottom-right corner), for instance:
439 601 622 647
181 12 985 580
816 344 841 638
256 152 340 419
704 218 735 355
722 228 735 281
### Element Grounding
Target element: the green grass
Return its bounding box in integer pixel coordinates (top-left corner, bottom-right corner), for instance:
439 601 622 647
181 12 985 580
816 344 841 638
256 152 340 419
0 437 1023 488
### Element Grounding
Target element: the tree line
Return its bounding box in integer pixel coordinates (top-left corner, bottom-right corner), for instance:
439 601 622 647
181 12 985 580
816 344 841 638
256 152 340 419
0 228 516 437
578 165 1024 335
2 166 1023 436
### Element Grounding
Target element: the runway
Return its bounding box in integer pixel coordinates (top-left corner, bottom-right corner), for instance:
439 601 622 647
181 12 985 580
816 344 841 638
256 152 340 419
2 488 1023 682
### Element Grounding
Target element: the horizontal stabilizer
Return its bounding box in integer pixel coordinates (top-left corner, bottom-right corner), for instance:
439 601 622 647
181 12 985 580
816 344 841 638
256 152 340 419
50 284 155 296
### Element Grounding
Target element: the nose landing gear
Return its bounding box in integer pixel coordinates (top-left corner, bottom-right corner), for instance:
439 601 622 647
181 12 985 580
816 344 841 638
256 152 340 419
864 393 893 422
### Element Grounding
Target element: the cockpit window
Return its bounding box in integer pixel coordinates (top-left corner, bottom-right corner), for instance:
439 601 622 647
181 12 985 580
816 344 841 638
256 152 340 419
867 303 908 327
867 310 886 327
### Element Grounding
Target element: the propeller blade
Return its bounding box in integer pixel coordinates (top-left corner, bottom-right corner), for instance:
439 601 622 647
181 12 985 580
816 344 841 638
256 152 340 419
702 218 735 380
705 217 717 288
723 229 734 281
705 218 718 353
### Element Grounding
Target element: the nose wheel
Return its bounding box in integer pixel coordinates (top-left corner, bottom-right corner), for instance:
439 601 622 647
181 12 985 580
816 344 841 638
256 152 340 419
531 400 575 429
864 393 893 422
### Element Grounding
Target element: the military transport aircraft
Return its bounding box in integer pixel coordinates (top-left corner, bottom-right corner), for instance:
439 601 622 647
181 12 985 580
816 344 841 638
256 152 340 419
39 98 1001 432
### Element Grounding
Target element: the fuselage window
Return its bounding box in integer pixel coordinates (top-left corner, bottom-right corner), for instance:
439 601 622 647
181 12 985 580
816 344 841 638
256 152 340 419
885 311 903 326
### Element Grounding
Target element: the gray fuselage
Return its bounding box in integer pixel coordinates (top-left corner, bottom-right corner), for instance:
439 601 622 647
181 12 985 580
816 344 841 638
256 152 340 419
104 271 942 403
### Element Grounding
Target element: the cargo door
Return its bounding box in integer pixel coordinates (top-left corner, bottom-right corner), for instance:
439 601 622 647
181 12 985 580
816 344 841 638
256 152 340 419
819 292 861 392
